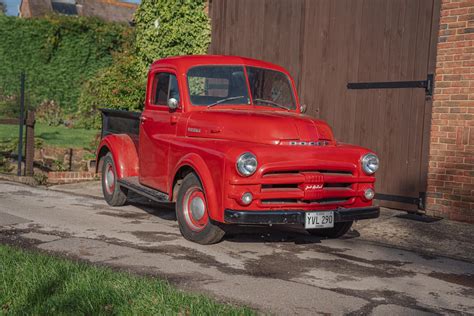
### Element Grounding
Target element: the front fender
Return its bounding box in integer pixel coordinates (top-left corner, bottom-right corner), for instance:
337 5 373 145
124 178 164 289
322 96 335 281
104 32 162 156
96 134 139 179
171 153 221 221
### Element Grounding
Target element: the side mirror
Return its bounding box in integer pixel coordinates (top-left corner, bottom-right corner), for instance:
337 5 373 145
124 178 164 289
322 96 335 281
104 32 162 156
167 98 179 110
300 104 307 113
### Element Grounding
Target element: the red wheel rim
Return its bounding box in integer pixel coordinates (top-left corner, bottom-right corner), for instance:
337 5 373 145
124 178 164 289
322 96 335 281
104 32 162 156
183 187 208 232
104 163 115 195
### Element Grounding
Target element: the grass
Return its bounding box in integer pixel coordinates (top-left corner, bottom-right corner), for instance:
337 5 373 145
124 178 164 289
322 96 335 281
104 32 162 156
0 123 99 148
0 244 254 315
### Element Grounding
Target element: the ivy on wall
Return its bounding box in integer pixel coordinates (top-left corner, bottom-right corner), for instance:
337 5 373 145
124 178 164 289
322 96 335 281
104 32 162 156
0 15 130 113
134 0 211 68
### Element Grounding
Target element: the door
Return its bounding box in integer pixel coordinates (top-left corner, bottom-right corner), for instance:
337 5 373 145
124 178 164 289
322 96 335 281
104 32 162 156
209 0 440 211
139 70 181 192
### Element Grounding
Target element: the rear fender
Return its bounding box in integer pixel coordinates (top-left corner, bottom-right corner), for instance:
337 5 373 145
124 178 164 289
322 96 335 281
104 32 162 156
171 153 220 221
96 134 139 179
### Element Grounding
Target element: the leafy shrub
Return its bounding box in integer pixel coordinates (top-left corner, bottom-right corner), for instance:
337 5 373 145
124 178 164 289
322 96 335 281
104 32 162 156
134 0 211 68
53 159 67 171
0 93 18 118
35 100 64 126
76 52 146 129
0 137 43 155
0 156 12 173
0 15 130 113
0 139 18 154
33 173 48 185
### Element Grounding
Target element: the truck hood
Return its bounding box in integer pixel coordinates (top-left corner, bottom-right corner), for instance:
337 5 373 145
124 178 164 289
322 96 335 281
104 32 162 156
185 109 334 145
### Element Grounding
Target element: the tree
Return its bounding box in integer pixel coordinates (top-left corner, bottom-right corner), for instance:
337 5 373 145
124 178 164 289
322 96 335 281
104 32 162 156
0 1 6 15
133 0 210 69
77 51 146 129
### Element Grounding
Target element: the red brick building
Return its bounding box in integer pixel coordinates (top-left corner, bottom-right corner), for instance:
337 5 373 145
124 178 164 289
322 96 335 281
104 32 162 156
426 0 474 223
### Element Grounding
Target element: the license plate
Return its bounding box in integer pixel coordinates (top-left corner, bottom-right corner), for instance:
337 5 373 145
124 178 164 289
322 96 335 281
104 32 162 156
305 211 334 229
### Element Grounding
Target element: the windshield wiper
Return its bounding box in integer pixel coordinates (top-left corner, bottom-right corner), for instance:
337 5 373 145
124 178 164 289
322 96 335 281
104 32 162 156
253 98 290 111
207 96 246 108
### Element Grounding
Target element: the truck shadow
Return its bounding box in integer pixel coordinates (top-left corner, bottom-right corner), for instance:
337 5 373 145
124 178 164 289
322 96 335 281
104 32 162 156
126 192 177 221
223 225 361 244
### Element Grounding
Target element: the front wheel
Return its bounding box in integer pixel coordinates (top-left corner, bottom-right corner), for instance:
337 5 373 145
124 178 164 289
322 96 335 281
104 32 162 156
307 221 353 238
176 173 225 244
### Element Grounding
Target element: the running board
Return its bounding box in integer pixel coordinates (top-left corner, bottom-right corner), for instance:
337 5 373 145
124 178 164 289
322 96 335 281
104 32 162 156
118 176 170 203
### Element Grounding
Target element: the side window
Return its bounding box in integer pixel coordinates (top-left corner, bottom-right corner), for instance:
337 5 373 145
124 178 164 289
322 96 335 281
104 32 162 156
151 72 180 106
169 75 180 102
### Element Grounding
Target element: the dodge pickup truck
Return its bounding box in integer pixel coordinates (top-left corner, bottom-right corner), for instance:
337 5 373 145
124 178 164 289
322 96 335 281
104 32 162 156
97 55 380 244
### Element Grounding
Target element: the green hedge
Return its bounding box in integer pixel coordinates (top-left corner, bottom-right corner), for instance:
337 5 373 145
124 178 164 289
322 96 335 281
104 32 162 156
0 15 130 113
134 0 211 68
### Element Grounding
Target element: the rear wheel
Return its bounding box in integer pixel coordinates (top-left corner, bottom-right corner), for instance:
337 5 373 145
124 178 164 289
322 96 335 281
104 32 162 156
176 173 225 244
101 152 127 206
307 221 353 238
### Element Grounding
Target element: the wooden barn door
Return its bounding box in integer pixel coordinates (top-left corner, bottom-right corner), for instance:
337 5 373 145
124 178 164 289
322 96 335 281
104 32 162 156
209 0 441 211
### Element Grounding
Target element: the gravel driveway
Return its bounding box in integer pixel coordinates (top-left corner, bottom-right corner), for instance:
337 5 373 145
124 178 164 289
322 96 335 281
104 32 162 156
0 180 473 315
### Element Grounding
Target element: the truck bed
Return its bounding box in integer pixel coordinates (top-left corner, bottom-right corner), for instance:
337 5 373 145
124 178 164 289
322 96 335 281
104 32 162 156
100 108 141 139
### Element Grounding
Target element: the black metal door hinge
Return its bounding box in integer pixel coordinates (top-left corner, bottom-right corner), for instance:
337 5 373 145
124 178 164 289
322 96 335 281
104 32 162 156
348 74 434 96
418 192 426 210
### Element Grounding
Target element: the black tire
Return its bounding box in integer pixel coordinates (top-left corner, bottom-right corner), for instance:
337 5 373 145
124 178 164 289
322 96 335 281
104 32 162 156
101 152 127 206
307 221 353 238
176 173 225 244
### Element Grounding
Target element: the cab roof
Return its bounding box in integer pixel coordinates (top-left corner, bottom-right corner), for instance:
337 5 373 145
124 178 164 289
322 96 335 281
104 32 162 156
150 55 290 75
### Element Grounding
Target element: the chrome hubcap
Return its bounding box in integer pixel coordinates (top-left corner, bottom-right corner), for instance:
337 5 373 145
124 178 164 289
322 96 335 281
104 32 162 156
106 169 114 188
182 188 208 232
190 196 205 220
105 165 115 193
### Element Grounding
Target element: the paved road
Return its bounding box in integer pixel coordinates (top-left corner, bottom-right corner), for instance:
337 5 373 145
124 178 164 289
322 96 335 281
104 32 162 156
0 180 473 315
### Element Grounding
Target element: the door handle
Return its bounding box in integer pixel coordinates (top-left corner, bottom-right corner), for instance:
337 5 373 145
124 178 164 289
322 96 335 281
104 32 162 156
140 116 148 124
170 115 178 124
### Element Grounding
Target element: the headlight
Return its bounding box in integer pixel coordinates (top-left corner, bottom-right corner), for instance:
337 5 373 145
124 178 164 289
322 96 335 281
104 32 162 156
361 153 379 175
236 152 258 177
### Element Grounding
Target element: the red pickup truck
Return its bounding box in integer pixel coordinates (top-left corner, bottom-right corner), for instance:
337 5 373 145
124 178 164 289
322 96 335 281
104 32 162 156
97 55 380 244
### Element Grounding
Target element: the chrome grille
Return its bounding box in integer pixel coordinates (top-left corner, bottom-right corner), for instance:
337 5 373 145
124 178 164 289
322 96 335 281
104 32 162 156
258 168 356 206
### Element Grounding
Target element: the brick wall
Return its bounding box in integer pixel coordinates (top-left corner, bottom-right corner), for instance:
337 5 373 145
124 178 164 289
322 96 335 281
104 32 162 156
426 0 474 222
47 172 99 185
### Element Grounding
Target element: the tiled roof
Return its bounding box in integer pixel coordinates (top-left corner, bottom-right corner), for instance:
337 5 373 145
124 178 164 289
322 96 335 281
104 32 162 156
20 0 137 22
77 0 137 23
51 1 77 15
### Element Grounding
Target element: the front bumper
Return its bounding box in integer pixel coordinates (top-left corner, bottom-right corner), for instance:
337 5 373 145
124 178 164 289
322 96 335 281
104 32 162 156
224 206 380 225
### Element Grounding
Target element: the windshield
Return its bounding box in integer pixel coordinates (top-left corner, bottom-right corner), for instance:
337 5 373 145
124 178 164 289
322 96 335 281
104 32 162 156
187 65 296 109
187 66 250 106
246 67 296 110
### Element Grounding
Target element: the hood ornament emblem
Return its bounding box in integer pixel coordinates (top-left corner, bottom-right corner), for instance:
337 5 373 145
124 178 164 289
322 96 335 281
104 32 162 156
288 141 329 146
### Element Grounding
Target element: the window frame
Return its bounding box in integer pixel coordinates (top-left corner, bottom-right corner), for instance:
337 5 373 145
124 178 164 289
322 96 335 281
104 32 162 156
149 71 181 109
